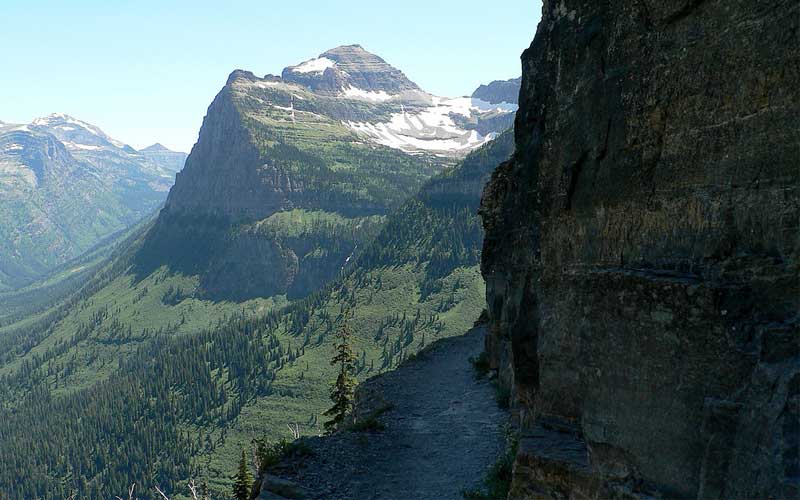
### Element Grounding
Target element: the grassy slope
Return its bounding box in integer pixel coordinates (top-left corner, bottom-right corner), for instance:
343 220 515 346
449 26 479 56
0 208 383 390
197 265 485 492
0 213 160 327
232 76 447 212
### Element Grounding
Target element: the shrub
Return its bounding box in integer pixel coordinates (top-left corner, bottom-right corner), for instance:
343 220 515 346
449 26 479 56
462 429 518 500
253 436 313 474
469 351 491 378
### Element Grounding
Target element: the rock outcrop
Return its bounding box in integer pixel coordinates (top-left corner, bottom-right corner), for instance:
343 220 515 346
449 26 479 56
480 1 799 498
472 77 522 105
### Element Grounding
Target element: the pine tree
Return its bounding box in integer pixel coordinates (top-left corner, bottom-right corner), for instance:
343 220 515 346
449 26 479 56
323 307 358 434
232 448 253 500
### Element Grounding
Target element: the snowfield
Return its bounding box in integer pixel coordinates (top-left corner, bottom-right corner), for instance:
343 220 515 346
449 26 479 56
289 57 337 74
342 86 394 102
344 94 516 156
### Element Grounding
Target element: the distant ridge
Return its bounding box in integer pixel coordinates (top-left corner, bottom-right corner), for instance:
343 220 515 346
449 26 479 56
142 142 183 153
0 114 185 288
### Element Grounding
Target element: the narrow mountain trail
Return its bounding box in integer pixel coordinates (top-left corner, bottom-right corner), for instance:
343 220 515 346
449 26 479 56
265 326 508 500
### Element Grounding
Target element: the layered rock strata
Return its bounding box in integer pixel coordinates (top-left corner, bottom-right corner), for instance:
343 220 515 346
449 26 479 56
480 1 799 497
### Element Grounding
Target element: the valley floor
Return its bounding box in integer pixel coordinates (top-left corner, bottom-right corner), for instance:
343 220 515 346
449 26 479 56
262 326 507 500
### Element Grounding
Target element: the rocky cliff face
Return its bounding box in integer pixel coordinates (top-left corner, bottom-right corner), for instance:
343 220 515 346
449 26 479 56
480 1 799 498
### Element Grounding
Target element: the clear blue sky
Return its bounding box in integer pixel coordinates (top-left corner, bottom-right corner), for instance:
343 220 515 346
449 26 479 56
1 1 541 152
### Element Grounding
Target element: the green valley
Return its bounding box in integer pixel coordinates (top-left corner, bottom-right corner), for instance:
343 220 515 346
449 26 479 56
0 43 518 499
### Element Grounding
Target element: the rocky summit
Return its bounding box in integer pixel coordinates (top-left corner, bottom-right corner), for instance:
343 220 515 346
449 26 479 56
280 44 519 157
480 0 799 498
282 44 421 95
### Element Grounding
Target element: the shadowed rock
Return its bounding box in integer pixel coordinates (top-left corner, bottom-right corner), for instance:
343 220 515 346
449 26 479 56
480 0 799 498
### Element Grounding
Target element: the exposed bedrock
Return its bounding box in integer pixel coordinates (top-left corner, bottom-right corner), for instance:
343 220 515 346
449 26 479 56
479 0 799 498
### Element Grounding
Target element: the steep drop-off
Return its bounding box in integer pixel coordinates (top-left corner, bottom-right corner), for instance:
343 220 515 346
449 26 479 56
480 1 798 498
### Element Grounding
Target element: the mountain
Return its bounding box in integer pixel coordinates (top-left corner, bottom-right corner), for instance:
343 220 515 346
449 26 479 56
0 119 178 289
471 76 521 105
278 44 517 157
136 45 518 301
0 126 514 498
0 43 518 497
0 116 186 290
140 143 188 174
29 114 185 195
480 1 798 498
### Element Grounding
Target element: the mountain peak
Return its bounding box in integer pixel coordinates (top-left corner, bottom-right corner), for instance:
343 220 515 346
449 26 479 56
32 113 102 134
282 44 420 95
32 112 80 126
142 143 170 152
319 44 369 59
30 113 127 150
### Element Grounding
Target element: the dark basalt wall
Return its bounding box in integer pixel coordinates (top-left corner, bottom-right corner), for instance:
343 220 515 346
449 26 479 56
479 1 799 498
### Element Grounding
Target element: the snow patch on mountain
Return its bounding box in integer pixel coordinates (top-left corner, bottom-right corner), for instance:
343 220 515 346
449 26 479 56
347 118 494 155
32 113 128 149
344 95 516 156
341 86 394 102
33 113 99 135
289 57 337 74
63 141 104 151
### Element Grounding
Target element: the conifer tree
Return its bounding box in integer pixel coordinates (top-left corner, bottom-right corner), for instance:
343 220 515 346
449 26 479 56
323 307 357 433
232 448 253 500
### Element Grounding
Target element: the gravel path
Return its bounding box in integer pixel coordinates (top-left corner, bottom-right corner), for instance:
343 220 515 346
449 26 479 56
271 326 508 500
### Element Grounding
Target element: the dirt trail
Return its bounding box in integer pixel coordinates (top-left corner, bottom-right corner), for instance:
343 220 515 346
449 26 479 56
270 326 508 500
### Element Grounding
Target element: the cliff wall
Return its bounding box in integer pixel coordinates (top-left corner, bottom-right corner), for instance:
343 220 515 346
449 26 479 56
480 1 799 497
